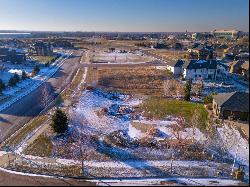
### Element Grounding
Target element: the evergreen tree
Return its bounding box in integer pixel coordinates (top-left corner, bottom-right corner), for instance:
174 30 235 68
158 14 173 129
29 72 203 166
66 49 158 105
51 108 68 134
13 73 20 83
184 79 192 101
21 70 28 80
32 65 40 76
0 79 5 94
8 77 16 87
8 73 20 87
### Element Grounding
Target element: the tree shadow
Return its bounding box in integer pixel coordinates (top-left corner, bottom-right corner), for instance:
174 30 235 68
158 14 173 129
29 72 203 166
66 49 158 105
95 139 170 177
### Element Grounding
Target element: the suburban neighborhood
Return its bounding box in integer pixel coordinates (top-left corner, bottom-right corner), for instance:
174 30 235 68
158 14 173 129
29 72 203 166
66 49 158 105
0 0 249 186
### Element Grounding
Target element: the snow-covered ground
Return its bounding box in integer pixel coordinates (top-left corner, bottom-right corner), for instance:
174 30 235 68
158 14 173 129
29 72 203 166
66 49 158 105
217 125 249 175
45 89 244 178
92 50 153 64
203 80 248 95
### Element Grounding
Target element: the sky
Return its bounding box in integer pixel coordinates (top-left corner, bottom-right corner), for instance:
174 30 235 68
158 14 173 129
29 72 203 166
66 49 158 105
0 0 249 32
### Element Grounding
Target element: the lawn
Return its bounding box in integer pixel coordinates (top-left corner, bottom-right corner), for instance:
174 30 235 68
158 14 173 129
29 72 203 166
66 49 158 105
30 55 57 64
140 98 208 130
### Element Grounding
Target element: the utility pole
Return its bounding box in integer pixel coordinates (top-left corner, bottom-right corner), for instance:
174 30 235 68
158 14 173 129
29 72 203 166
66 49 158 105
170 150 174 175
79 139 84 176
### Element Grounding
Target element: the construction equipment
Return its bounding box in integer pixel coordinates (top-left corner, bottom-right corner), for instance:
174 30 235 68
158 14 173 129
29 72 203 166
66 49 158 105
232 164 245 181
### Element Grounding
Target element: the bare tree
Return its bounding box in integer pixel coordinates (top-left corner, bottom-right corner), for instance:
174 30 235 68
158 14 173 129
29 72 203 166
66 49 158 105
40 84 52 109
190 108 200 143
170 116 188 143
163 79 184 98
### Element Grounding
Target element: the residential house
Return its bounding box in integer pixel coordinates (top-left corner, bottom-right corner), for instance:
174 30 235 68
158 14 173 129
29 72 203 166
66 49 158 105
229 60 249 76
183 59 217 80
0 47 26 63
30 41 53 56
166 59 185 76
188 45 215 60
213 92 249 121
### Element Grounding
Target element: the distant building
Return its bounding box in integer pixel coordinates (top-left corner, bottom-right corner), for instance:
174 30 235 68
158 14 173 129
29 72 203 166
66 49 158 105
212 29 242 39
0 47 26 63
183 59 218 80
30 41 53 56
52 40 74 48
191 32 213 40
213 92 249 121
188 45 215 60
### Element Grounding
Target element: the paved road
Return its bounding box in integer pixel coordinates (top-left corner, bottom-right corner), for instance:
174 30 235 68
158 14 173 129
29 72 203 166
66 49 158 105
0 50 83 143
0 169 95 186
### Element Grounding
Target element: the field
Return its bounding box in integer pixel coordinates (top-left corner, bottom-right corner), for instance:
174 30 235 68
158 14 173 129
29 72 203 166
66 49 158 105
90 50 153 63
147 49 188 60
97 67 170 96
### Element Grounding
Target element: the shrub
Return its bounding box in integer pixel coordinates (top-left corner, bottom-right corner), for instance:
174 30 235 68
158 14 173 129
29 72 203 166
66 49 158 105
203 93 217 104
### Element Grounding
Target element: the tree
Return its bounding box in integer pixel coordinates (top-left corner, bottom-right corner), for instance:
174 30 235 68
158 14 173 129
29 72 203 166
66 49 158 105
32 65 40 77
8 77 16 87
0 79 5 94
184 79 192 101
51 108 68 134
190 108 201 143
8 73 20 87
169 116 187 144
13 73 20 83
163 79 184 98
21 70 28 80
203 94 213 104
40 84 52 108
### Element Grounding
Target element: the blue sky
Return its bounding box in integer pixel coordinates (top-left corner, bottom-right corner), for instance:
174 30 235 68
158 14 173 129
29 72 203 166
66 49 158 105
0 0 249 32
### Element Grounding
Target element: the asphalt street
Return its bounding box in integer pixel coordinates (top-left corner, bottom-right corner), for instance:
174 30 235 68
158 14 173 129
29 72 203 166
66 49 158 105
0 50 82 143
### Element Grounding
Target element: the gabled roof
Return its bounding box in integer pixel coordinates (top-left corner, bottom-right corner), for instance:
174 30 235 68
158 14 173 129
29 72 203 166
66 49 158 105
167 59 185 67
213 92 249 112
184 59 217 69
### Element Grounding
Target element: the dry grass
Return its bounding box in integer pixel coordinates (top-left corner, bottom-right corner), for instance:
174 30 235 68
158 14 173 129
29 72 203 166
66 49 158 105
2 115 48 148
97 67 169 96
23 134 53 157
148 49 188 60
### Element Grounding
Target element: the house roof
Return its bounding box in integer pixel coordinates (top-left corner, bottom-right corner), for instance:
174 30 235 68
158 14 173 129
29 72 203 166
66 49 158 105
184 59 217 69
242 61 249 70
213 92 249 113
230 60 248 69
167 59 185 67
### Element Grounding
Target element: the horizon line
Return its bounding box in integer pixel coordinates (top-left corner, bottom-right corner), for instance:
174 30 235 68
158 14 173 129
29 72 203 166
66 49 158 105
0 29 248 34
